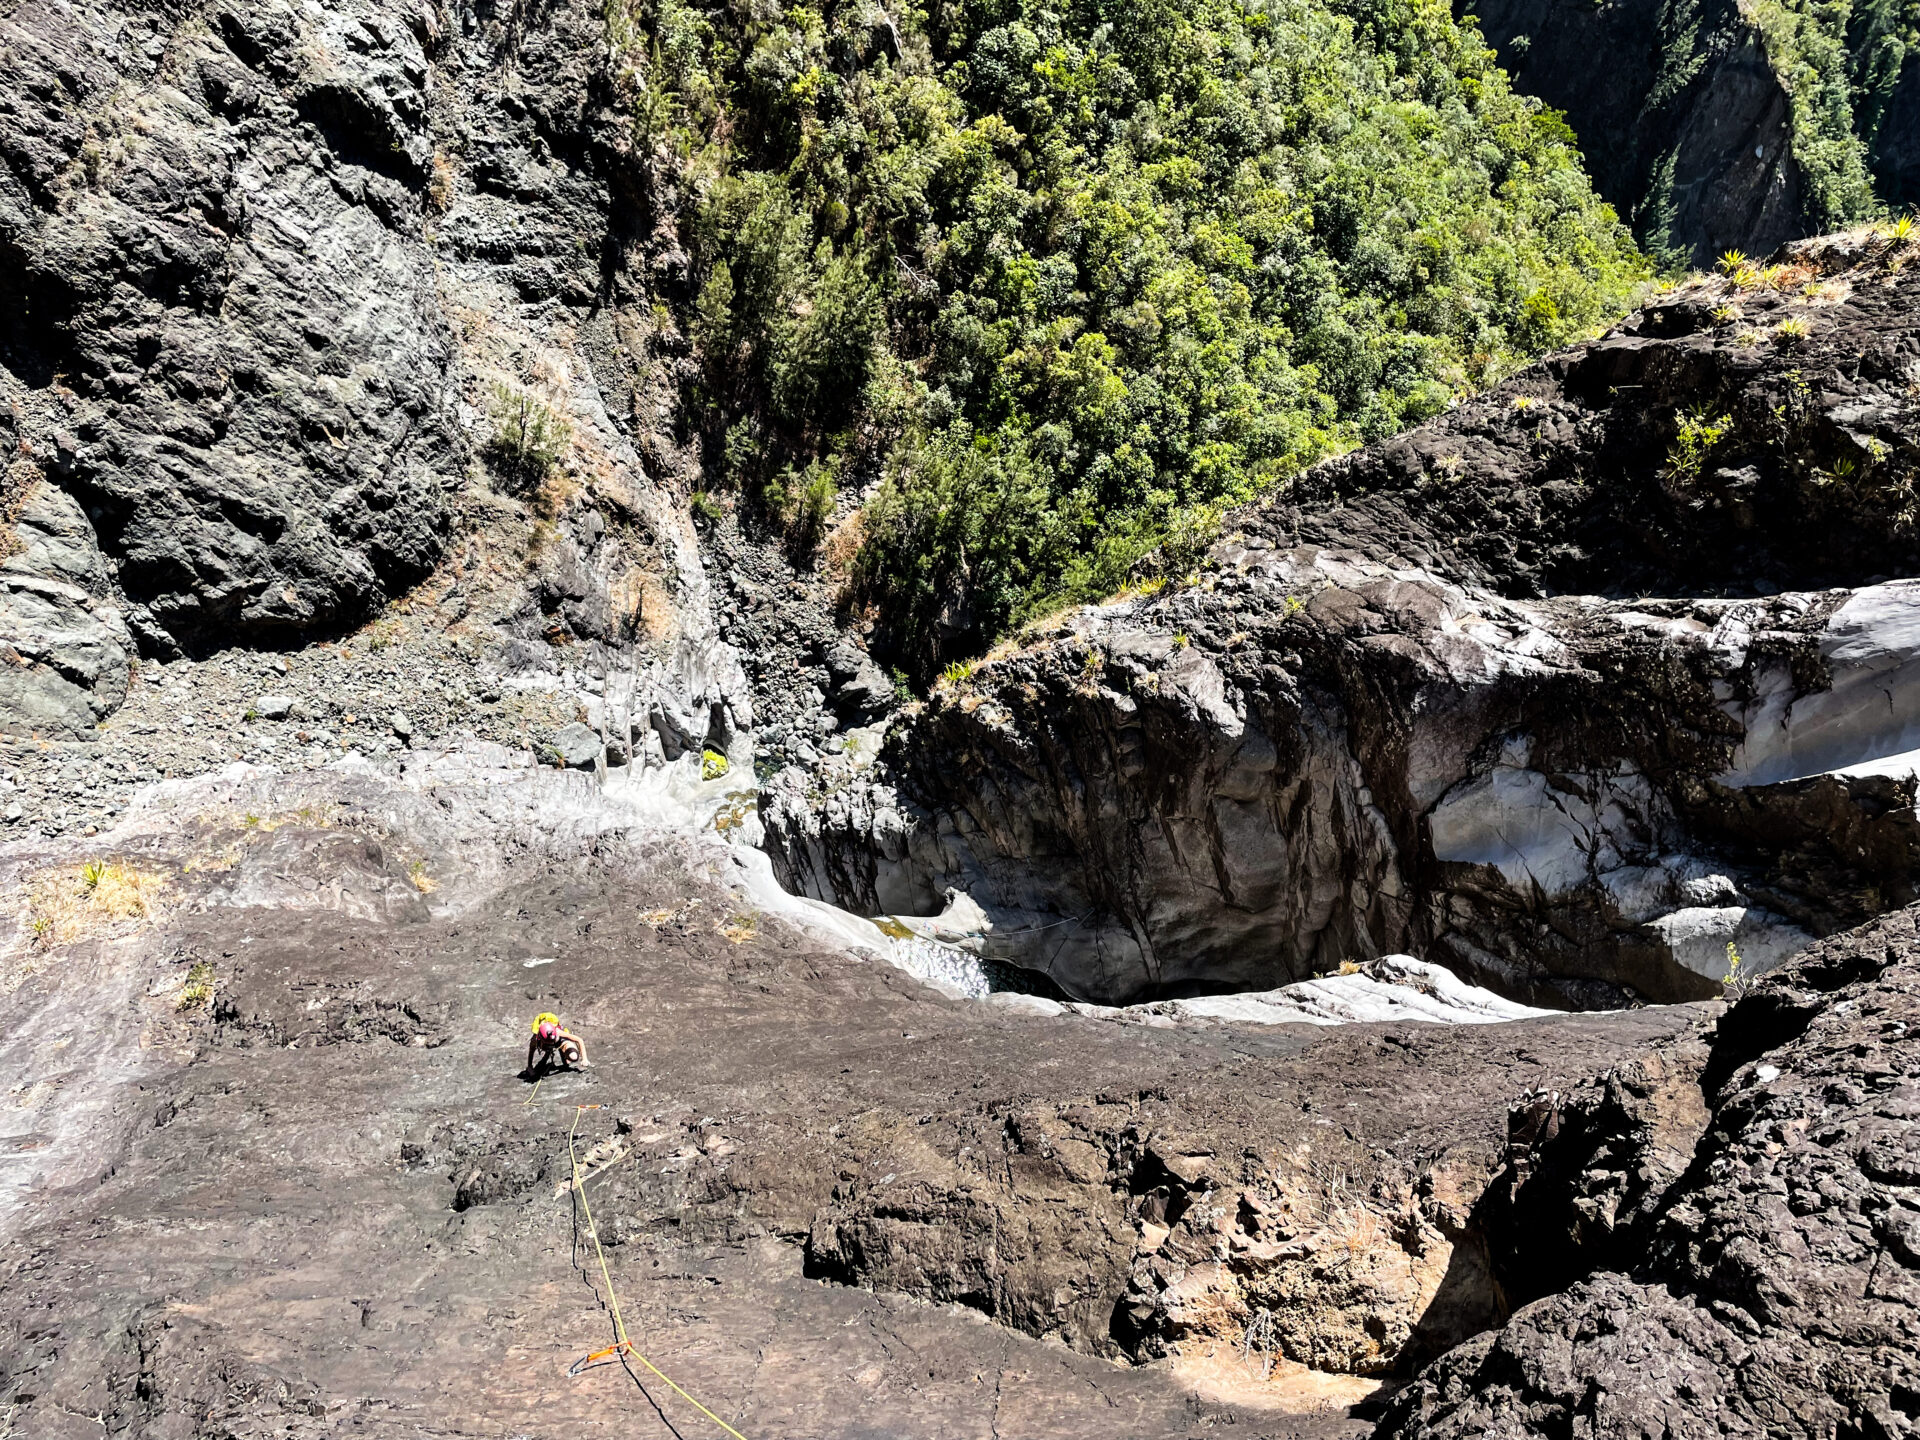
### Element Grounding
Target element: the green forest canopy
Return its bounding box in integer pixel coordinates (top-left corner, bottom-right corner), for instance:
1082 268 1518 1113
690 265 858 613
606 0 1651 677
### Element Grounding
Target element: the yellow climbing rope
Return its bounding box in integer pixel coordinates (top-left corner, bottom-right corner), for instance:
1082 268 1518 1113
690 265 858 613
565 1105 751 1440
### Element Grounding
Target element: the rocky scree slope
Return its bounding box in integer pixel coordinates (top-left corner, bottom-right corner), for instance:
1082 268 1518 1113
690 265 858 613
764 231 1920 1009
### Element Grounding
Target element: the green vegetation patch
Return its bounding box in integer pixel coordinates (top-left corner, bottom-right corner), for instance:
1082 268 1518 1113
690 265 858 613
177 961 215 1012
608 0 1649 676
1748 0 1881 229
1844 0 1919 205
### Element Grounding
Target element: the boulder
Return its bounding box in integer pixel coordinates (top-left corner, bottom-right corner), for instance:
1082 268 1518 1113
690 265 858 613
825 642 897 723
551 722 603 772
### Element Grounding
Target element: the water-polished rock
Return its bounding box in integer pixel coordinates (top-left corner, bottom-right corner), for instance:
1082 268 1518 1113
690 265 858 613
765 238 1920 1008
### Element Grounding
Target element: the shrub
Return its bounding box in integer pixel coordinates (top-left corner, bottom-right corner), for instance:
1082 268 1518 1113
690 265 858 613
766 457 838 553
1721 940 1751 1000
177 961 215 1011
1812 454 1859 487
1666 409 1731 484
484 383 570 495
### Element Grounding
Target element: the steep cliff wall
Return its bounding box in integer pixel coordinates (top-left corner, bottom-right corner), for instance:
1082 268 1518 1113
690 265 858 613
1470 0 1803 265
0 0 766 752
1875 48 1920 204
1465 0 1910 265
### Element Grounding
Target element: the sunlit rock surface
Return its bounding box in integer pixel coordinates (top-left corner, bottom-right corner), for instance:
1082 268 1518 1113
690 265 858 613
766 240 1920 1009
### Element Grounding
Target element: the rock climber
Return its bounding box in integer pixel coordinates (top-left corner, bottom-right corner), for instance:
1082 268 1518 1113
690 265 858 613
524 1012 586 1077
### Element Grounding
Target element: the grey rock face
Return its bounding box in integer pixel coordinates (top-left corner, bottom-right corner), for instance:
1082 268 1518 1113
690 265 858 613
1381 904 1920 1439
0 0 463 652
764 244 1920 1007
767 555 1890 1007
550 720 603 772
0 0 765 778
0 480 129 735
5 475 114 592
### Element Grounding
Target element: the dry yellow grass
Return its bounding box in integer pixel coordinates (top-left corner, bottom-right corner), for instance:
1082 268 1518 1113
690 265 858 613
176 960 215 1011
640 899 702 927
820 508 865 579
24 860 166 947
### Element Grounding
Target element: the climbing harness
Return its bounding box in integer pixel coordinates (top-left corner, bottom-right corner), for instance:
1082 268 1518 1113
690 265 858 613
563 1104 751 1440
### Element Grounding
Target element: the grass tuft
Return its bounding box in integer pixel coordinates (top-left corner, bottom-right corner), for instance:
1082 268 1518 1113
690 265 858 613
177 960 215 1011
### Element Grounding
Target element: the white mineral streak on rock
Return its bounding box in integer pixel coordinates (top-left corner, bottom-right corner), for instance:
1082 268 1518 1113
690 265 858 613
1428 733 1666 899
1725 580 1920 787
1599 859 1740 923
1111 956 1552 1028
882 888 994 952
1418 579 1920 990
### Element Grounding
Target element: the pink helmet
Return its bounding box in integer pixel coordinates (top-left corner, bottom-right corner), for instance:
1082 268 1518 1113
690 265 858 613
539 1021 558 1040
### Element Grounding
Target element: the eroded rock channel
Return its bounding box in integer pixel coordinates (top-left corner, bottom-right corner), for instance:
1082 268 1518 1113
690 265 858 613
0 759 1712 1438
766 235 1920 1012
7 752 1919 1437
